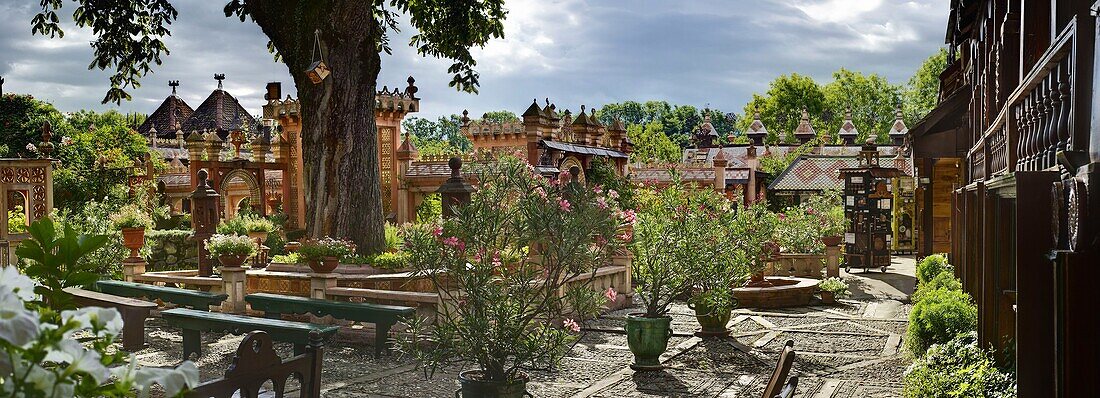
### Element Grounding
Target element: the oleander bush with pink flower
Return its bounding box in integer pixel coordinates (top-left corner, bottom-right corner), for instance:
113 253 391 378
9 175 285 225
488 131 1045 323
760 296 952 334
396 154 631 385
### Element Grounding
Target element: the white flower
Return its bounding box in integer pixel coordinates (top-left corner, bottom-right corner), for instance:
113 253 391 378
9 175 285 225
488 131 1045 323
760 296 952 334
60 136 73 146
0 266 40 302
45 339 110 384
61 307 124 338
0 297 40 348
25 143 37 152
133 361 199 398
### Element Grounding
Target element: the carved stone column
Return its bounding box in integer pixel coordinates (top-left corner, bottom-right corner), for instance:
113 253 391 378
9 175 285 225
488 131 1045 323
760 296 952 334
220 266 247 313
310 273 338 300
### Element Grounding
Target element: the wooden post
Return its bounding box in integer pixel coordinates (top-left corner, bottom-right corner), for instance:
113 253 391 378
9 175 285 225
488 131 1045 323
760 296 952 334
190 170 221 277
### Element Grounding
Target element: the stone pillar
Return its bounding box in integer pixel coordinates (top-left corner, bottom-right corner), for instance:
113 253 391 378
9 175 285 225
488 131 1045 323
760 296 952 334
609 252 633 310
712 151 728 195
310 273 338 300
121 257 146 282
395 133 418 224
825 244 842 277
220 266 247 313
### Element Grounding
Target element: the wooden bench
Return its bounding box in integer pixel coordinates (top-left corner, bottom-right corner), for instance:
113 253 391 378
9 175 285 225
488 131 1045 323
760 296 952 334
96 280 227 310
245 293 415 356
762 340 799 398
63 287 157 351
186 331 324 398
161 308 339 360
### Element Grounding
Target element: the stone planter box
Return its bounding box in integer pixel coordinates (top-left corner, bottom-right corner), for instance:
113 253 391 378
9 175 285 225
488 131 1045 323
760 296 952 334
733 277 818 308
766 253 826 279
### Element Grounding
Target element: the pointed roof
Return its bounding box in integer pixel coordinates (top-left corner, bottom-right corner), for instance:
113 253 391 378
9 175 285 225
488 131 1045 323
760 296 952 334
837 107 858 137
794 108 815 138
180 76 256 139
522 98 543 118
746 107 768 137
888 106 908 136
137 82 193 139
698 115 719 137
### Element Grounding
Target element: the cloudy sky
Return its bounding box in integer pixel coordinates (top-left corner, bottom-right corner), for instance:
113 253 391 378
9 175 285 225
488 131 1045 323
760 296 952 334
0 0 949 120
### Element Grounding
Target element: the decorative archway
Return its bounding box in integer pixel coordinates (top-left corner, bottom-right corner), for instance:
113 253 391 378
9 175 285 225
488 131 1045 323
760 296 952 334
559 156 586 185
219 169 261 218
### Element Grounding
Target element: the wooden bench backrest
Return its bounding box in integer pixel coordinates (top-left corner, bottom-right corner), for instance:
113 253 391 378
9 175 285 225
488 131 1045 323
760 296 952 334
762 340 796 398
186 331 324 398
245 293 415 322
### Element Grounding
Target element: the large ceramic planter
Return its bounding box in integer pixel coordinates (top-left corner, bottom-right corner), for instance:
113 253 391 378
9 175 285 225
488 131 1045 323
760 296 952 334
308 256 340 273
820 291 837 304
689 300 732 337
625 314 672 371
821 235 843 247
218 254 248 268
248 231 269 244
456 370 529 398
121 227 146 259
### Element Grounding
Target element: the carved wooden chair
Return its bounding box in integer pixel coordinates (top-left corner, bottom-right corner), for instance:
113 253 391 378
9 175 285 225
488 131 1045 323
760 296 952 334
761 340 798 398
186 330 325 398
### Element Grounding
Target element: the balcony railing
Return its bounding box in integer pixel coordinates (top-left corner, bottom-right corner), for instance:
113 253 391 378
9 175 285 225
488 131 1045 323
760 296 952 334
969 19 1079 180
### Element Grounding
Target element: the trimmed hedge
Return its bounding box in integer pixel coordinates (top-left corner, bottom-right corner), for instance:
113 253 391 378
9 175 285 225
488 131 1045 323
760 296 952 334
912 270 963 303
903 332 1016 398
906 287 978 357
916 254 951 285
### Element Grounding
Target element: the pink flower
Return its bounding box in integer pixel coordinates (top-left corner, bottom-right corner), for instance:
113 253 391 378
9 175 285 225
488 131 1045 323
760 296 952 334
61 136 73 146
559 199 572 212
619 209 637 224
558 170 571 181
596 197 609 209
563 318 581 333
491 252 502 268
443 236 464 251
778 213 787 221
593 185 604 194
534 186 548 200
432 226 443 237
608 190 620 199
604 287 618 303
513 149 525 158
807 207 816 215
617 230 633 242
595 235 608 247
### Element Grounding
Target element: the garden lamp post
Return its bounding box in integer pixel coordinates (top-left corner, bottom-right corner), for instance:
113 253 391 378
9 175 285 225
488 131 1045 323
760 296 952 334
436 157 475 219
191 169 221 277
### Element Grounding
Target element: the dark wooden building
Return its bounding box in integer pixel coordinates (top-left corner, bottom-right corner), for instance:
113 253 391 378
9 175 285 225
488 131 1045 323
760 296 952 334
911 1 1100 396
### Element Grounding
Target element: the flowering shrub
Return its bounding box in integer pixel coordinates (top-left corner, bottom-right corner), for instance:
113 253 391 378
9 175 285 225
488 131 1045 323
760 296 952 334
396 155 627 383
297 237 356 261
817 277 850 298
803 190 847 237
733 201 779 277
204 234 257 258
0 265 199 397
109 204 153 229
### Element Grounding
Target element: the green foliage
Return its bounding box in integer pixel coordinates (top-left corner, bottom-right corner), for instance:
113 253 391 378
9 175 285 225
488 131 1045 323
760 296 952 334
821 68 902 143
7 204 28 234
817 277 850 298
627 121 681 164
596 101 739 149
298 237 357 261
631 181 705 317
370 251 410 270
0 94 68 158
416 193 442 222
110 204 153 229
384 223 403 252
916 254 951 285
912 271 963 303
774 205 827 254
204 234 257 258
396 154 626 383
14 218 109 310
585 157 637 210
403 114 471 156
216 216 249 236
906 288 978 357
804 190 847 236
51 201 135 278
243 215 276 233
732 201 780 276
903 48 948 124
679 189 749 314
903 332 1016 398
739 73 827 144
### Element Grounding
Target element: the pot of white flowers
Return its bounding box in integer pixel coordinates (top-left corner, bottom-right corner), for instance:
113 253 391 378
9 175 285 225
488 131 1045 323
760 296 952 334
206 234 257 268
817 277 849 304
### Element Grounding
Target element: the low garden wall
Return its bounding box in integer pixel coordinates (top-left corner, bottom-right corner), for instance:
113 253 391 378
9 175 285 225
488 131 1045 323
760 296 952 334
144 229 197 272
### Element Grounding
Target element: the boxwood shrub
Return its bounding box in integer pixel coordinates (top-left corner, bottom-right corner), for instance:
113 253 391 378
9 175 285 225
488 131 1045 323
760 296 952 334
911 270 963 303
903 332 1016 398
906 287 978 357
916 254 951 285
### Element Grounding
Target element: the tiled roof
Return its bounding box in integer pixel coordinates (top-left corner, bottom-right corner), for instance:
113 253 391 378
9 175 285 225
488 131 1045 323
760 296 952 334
683 145 902 168
180 89 257 139
628 167 757 184
768 155 913 192
138 95 193 139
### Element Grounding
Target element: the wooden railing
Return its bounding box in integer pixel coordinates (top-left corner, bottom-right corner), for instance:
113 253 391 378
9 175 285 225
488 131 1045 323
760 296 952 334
969 20 1078 179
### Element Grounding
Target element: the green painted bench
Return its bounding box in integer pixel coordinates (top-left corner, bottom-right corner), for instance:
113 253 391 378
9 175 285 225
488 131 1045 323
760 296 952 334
245 293 415 356
96 280 227 310
161 308 339 360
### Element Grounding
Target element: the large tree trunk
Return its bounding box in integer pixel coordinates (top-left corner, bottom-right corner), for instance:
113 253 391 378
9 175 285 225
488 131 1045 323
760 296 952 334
245 0 385 253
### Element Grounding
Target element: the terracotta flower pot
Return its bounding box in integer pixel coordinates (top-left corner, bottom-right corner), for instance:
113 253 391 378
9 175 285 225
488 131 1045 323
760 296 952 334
248 231 269 243
308 256 340 273
456 370 529 398
821 235 843 247
218 254 248 268
285 242 302 253
820 291 837 304
121 227 146 259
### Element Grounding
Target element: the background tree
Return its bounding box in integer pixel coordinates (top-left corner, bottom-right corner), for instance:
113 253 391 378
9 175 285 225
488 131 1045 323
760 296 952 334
738 73 826 144
903 48 948 123
821 68 902 143
628 121 680 164
31 0 508 254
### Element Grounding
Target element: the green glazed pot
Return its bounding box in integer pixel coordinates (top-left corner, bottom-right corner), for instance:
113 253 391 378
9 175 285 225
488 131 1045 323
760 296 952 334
690 300 732 337
625 314 672 371
456 370 530 398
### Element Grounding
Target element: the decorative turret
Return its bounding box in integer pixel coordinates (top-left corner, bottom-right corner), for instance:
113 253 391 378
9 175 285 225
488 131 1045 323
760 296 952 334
607 117 627 149
887 105 908 146
746 107 768 146
794 107 816 144
838 106 858 145
694 114 719 148
571 105 593 145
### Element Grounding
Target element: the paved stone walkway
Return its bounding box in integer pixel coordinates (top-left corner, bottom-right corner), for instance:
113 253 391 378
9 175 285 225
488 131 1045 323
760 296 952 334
132 257 917 397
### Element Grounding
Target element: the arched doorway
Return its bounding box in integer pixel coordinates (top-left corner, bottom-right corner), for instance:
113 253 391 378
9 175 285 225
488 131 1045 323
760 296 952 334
220 169 261 219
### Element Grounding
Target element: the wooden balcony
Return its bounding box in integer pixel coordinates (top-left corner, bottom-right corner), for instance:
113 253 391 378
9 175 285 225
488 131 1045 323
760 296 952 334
968 19 1082 180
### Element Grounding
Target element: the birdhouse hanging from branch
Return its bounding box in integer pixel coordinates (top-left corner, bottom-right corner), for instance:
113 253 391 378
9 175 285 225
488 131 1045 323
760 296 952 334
305 29 330 84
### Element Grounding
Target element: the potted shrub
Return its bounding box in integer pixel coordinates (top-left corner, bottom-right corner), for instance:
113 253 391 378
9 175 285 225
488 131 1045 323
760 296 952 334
805 190 847 247
772 204 828 277
299 237 355 273
244 215 276 242
205 233 257 268
397 155 625 396
817 277 849 304
681 189 749 337
629 181 698 369
110 204 153 259
216 215 249 236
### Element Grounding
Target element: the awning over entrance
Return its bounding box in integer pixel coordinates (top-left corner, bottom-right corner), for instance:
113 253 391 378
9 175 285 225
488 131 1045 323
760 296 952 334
541 140 629 159
910 87 970 159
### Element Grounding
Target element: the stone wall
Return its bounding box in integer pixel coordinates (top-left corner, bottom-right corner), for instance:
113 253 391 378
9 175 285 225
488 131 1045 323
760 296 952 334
144 229 198 271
